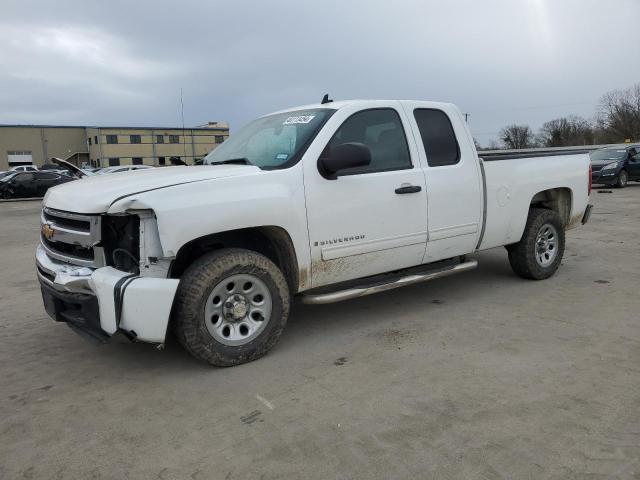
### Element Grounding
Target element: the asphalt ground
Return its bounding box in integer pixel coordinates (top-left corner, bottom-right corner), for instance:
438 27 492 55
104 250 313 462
1 185 639 479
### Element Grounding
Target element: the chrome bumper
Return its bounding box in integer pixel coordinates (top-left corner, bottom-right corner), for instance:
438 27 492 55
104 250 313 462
36 243 180 343
36 243 95 294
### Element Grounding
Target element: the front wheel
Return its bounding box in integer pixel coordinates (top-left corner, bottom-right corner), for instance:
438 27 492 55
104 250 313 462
173 248 290 366
506 208 565 280
615 170 628 188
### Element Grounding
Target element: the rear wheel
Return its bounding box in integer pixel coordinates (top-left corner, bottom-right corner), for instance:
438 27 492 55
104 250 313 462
173 248 290 366
615 170 628 188
507 208 565 280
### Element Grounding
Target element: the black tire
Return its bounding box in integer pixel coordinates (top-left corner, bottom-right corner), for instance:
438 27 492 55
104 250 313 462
172 248 290 366
506 208 565 280
615 170 628 188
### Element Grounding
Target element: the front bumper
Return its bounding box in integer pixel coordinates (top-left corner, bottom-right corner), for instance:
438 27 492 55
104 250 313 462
591 172 618 185
36 244 179 343
40 279 108 343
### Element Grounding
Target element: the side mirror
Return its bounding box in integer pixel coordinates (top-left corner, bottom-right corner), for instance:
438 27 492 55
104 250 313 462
318 142 371 179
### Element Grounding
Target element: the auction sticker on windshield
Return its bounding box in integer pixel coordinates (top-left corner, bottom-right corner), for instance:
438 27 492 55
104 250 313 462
283 115 315 125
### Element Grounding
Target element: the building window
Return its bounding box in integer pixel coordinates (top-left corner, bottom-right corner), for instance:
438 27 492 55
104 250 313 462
88 138 92 146
158 156 166 165
130 135 141 144
169 135 180 144
108 157 120 166
132 157 143 165
106 135 118 144
156 135 164 144
94 135 98 144
215 135 225 144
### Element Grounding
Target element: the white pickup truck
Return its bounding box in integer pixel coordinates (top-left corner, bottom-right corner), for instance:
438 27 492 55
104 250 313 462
38 99 593 366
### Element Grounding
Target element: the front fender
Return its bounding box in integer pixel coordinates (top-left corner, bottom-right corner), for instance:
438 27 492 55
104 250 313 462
108 165 311 284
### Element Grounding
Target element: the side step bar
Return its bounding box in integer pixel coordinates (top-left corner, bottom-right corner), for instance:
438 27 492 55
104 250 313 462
301 260 478 305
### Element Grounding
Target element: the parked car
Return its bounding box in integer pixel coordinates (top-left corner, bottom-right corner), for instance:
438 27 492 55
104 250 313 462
97 165 154 175
0 171 74 199
590 145 640 188
36 99 592 366
10 165 39 172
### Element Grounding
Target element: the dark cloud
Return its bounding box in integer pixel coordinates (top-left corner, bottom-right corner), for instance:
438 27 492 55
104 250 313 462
1 0 639 145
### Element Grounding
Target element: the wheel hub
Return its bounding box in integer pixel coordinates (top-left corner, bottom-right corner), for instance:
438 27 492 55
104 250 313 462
224 295 248 321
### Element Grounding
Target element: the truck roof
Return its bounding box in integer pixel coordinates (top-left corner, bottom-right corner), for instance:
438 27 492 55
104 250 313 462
266 99 457 116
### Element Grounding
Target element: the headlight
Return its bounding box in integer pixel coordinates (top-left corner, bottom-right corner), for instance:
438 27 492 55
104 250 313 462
102 214 140 273
601 162 618 171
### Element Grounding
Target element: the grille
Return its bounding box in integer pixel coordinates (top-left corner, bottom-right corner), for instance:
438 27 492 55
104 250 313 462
43 237 94 260
43 210 90 231
40 207 104 267
591 165 603 172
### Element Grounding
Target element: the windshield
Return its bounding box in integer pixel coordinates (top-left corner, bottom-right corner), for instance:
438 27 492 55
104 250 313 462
590 149 626 161
204 108 334 169
0 172 18 182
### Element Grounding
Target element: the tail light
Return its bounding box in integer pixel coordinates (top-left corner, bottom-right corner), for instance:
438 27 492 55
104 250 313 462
588 163 592 195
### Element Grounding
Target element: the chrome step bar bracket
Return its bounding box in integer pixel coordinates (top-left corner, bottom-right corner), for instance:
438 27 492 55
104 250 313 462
301 260 478 305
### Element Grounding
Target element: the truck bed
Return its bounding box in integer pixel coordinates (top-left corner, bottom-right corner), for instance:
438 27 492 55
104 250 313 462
478 152 591 251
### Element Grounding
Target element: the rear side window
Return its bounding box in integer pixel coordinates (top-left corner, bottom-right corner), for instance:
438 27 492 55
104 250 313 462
413 109 460 167
324 108 412 175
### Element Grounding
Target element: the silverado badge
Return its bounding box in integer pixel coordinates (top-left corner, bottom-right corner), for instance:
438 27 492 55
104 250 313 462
41 223 55 241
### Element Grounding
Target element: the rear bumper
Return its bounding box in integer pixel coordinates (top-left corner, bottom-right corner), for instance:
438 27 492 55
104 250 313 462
36 244 179 344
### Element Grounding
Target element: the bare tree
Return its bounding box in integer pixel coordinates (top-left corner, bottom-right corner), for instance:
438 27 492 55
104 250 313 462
537 115 594 147
597 83 640 142
499 125 535 149
487 140 501 150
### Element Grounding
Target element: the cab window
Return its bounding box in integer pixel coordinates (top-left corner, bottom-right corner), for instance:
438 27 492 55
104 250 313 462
413 109 460 167
322 108 412 175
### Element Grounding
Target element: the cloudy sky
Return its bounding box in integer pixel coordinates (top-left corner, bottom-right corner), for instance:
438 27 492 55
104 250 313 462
1 0 639 146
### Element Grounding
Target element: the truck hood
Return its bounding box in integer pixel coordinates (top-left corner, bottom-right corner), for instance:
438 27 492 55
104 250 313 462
44 165 260 214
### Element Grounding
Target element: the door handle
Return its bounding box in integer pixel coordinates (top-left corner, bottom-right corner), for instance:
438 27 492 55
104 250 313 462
395 185 422 194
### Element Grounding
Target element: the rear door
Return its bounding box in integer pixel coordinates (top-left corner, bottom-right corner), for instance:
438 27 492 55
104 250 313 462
35 172 60 195
303 103 428 287
402 102 483 262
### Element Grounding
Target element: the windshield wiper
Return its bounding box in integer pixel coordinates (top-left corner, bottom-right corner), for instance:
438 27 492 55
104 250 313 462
209 158 252 166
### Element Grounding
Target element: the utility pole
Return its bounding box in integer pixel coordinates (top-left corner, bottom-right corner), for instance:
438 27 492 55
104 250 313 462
181 88 188 163
464 113 470 123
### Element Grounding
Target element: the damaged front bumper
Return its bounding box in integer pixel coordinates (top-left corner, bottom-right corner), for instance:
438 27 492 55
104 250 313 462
36 244 179 344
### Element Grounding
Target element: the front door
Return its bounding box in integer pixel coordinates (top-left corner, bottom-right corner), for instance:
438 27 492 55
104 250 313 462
628 150 640 180
303 104 428 288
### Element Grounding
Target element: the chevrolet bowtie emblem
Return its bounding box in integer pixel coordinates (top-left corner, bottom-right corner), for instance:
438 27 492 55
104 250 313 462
41 223 55 241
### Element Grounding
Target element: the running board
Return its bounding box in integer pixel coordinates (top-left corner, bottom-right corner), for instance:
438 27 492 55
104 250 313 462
301 260 478 305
